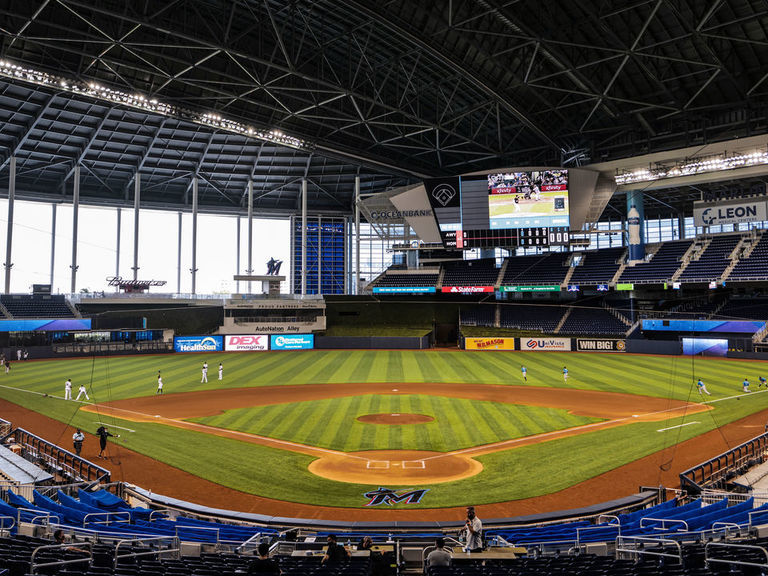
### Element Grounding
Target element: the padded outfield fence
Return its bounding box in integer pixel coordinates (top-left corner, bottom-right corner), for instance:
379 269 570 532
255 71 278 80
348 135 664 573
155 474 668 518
680 431 768 493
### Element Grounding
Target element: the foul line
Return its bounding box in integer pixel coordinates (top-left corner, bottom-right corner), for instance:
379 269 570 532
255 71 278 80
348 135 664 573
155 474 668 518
657 421 699 432
93 421 135 433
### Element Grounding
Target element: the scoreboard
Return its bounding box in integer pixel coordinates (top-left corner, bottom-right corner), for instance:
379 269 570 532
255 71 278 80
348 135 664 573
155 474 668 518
426 169 571 250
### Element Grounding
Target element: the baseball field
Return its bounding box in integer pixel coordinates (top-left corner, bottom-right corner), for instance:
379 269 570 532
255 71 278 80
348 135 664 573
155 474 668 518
1 349 767 516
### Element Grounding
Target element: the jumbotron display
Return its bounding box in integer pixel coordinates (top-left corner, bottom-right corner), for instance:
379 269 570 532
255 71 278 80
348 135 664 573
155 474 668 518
424 169 570 250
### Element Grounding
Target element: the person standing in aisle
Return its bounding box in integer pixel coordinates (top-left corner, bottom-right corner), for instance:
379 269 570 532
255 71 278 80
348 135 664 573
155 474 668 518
72 429 84 456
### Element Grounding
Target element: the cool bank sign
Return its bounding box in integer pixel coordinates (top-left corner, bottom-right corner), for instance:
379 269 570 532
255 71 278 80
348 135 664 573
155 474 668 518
694 199 768 227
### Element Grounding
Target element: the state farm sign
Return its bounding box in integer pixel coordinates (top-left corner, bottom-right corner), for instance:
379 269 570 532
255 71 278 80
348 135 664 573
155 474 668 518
224 334 268 351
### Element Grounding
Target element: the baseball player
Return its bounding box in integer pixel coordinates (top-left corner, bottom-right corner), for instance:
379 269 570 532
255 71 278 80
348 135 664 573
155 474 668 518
64 378 72 400
697 378 711 396
562 366 569 382
218 362 223 381
743 378 751 393
521 365 527 382
75 383 90 401
759 376 767 388
157 372 163 394
201 362 208 383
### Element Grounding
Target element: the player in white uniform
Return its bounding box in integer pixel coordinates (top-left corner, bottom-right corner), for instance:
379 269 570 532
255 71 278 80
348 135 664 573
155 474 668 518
64 379 72 400
75 383 90 401
157 372 163 394
218 363 223 381
201 362 208 383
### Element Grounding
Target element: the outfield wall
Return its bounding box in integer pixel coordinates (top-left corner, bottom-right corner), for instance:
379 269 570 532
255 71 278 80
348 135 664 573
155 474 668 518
314 335 430 349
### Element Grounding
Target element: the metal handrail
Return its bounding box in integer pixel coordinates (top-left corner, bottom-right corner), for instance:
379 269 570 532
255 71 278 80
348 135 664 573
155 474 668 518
749 510 768 526
0 514 15 532
235 531 264 554
30 542 93 575
576 524 620 546
148 509 171 521
596 514 620 525
616 536 682 564
15 507 61 526
114 536 180 569
711 521 742 537
705 542 768 569
82 511 131 527
175 523 219 545
639 517 689 531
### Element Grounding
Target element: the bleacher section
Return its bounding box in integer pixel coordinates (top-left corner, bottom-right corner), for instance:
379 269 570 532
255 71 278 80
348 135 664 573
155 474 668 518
618 240 693 284
459 307 495 327
729 233 768 281
500 305 565 332
374 273 440 287
558 305 628 336
717 297 768 321
679 234 741 282
0 294 75 318
501 252 569 286
441 259 499 287
569 247 625 286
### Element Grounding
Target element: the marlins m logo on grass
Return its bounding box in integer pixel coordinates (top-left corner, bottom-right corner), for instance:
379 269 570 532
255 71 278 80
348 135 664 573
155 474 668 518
363 487 429 506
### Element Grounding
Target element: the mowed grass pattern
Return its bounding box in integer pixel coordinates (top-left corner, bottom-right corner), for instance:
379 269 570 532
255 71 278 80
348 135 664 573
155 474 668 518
0 351 767 507
190 394 601 451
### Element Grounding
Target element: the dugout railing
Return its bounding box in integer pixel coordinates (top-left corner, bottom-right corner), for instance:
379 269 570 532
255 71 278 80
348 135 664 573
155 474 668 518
1 427 110 484
679 432 768 494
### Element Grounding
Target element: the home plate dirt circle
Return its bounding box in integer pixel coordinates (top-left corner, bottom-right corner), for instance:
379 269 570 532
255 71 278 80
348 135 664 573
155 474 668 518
308 450 483 484
357 413 434 425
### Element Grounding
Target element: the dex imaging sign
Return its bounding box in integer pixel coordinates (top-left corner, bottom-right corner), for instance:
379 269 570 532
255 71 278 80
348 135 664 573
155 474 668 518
694 199 768 226
270 334 314 350
224 335 268 351
174 335 224 352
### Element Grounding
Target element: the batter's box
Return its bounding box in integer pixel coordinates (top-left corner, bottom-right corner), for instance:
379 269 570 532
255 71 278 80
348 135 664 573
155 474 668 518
402 460 425 469
366 460 390 469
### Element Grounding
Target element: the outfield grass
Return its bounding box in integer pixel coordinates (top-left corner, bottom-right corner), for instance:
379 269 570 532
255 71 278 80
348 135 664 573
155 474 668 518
0 350 767 508
190 394 601 451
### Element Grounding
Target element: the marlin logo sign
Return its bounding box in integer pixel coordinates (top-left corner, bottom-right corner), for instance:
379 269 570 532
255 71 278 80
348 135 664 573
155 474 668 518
363 487 429 506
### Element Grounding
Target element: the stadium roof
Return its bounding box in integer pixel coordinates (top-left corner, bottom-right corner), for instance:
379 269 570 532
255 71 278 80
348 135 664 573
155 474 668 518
1 0 767 218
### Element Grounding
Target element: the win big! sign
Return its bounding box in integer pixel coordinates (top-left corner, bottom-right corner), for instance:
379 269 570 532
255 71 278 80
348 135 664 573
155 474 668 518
224 335 268 351
576 339 626 352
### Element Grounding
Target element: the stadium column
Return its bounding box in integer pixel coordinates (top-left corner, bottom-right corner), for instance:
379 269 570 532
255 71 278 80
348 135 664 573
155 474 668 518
115 207 121 290
317 215 322 295
4 156 15 293
191 176 199 294
301 177 307 296
50 204 56 289
132 173 140 281
626 190 645 261
355 175 361 295
236 215 241 294
247 179 253 294
70 164 80 294
176 211 182 294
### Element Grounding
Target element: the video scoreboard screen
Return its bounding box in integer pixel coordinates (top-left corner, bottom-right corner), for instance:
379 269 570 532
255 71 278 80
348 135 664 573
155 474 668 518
424 169 570 250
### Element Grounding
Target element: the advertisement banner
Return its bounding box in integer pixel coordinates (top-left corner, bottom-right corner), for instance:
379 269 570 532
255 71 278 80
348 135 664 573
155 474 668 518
0 318 92 332
465 338 516 350
576 339 626 352
440 286 495 294
373 286 436 294
694 199 768 227
682 337 728 356
224 335 268 351
174 335 224 353
501 285 561 292
270 334 314 350
522 337 572 351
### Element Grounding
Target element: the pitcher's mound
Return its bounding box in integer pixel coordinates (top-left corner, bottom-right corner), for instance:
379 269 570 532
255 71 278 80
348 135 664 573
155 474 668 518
357 413 434 425
309 450 482 484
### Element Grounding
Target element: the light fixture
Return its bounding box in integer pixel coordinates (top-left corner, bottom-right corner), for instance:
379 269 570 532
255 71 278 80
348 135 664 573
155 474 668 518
0 59 311 151
615 149 768 185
